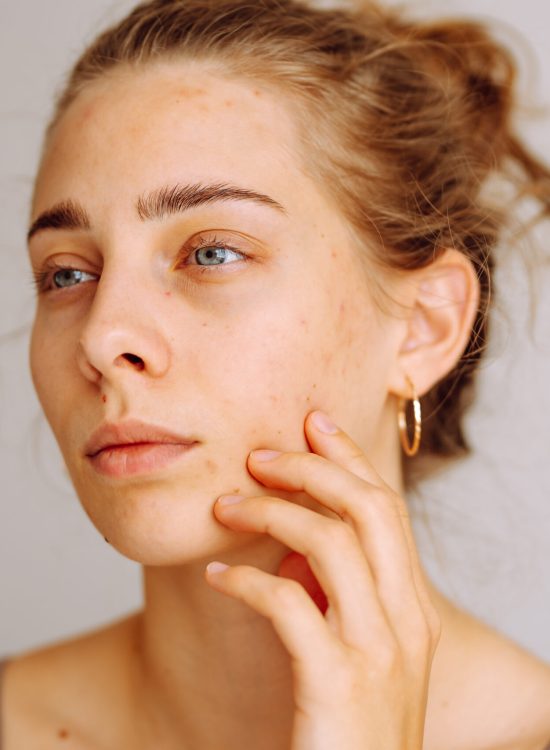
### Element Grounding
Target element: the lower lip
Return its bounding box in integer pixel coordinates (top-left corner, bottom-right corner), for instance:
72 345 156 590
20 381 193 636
87 442 197 478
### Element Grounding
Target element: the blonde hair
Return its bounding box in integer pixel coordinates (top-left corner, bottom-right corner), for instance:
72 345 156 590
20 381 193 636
42 0 550 489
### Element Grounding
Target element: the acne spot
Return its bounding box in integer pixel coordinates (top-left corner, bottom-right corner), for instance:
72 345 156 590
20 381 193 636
331 250 337 259
253 89 262 97
224 99 234 107
57 728 70 740
164 291 172 297
339 302 346 316
102 395 107 403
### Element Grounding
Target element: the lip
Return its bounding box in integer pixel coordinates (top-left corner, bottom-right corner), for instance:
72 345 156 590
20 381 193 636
85 420 198 478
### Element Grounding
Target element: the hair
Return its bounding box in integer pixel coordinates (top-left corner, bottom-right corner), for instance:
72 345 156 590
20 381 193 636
41 0 550 491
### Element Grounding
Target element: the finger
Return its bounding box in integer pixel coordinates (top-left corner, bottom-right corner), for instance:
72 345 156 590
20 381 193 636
205 561 339 677
246 426 432 640
214 494 392 648
302 411 439 633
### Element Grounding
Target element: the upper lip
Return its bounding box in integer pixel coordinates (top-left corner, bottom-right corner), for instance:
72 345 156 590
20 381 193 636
84 420 197 457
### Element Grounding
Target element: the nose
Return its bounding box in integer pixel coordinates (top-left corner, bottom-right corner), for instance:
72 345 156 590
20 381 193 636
76 272 171 385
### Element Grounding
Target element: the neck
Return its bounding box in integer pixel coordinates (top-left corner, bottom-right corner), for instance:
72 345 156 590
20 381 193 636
130 537 297 750
121 538 468 750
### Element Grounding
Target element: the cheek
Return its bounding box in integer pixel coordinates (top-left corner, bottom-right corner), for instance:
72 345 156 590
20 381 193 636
30 314 78 427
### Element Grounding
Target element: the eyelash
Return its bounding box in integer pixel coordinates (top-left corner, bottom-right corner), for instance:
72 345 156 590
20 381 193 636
31 235 250 294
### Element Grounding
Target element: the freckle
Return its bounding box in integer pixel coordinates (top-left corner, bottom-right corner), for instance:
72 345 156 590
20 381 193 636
206 458 218 471
331 251 337 259
102 395 107 403
232 487 241 494
57 728 70 739
201 322 208 327
312 383 317 389
224 99 234 107
253 89 262 96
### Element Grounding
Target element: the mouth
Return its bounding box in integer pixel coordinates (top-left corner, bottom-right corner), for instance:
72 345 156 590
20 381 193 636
87 441 197 478
84 420 199 478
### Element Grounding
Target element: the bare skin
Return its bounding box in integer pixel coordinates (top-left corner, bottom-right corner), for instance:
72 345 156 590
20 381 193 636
4 62 550 749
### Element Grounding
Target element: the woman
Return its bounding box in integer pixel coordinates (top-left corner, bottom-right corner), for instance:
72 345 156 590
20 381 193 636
2 0 550 747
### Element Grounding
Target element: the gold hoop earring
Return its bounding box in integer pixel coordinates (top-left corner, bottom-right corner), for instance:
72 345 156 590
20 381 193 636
397 374 422 457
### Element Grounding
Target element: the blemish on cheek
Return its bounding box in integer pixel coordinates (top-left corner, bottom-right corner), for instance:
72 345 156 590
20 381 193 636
331 250 337 259
101 395 107 404
206 458 218 472
339 302 346 316
224 99 234 107
57 728 70 740
164 291 172 297
253 89 262 97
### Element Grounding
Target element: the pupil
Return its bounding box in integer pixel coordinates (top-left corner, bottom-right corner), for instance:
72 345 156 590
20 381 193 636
55 269 83 287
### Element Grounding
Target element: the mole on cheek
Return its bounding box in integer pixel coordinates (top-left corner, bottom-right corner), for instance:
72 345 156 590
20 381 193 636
57 728 70 740
101 395 107 403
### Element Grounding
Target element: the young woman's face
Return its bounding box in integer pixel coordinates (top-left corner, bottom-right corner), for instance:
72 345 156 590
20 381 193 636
28 64 402 565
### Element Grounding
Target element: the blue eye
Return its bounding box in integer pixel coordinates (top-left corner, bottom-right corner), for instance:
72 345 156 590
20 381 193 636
52 268 97 288
191 244 245 267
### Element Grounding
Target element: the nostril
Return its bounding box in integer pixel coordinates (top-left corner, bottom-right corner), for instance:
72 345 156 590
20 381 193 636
122 352 145 370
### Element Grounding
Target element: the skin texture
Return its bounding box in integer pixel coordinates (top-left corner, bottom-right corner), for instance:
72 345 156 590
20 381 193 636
22 62 550 749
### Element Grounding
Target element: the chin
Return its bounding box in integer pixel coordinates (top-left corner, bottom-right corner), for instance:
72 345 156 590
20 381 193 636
67 465 263 566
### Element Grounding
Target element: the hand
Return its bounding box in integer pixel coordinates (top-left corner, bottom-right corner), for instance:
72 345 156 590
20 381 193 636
205 410 441 749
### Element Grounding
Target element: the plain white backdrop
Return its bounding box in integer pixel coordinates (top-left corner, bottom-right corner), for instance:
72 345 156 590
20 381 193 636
1 0 549 661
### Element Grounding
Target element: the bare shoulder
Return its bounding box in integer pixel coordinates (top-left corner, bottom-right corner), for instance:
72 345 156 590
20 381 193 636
426 600 550 750
3 612 141 750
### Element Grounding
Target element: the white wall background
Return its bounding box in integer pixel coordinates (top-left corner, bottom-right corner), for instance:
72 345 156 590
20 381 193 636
1 0 549 661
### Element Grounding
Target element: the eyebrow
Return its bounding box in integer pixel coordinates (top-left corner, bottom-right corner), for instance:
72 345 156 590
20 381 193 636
27 182 287 242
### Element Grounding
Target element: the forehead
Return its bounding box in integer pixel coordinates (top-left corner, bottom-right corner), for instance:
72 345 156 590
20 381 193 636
33 63 308 216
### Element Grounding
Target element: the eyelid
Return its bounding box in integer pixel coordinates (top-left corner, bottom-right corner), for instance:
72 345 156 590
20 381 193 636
172 231 253 271
31 260 99 294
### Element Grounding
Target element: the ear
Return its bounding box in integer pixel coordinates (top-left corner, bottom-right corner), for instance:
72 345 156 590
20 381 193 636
387 248 481 398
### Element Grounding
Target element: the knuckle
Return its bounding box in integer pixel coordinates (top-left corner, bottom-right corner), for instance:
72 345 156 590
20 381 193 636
376 640 402 673
271 577 306 608
326 518 357 549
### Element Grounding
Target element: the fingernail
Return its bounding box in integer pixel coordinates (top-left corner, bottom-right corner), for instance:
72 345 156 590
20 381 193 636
206 561 229 574
311 411 339 434
250 449 282 462
217 494 245 505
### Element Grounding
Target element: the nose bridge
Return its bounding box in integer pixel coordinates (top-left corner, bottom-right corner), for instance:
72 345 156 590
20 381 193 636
77 263 170 381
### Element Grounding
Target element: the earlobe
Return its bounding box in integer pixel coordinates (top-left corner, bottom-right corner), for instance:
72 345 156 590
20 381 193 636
391 249 480 396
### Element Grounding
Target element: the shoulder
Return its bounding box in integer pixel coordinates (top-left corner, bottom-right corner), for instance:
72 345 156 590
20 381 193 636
3 613 140 749
426 601 550 750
